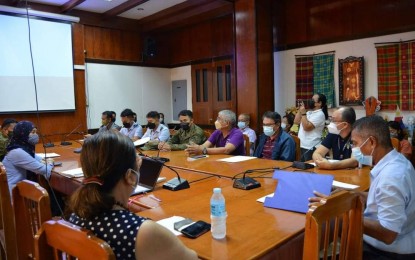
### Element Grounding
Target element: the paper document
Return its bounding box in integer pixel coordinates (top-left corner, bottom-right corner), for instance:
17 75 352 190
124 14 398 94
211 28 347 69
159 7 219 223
156 216 185 236
257 193 274 203
60 168 84 178
217 156 256 163
332 180 359 190
134 137 150 146
36 153 60 158
309 159 339 166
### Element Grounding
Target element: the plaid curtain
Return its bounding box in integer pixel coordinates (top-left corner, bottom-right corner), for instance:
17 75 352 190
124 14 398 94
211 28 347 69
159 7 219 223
295 56 314 104
377 40 415 110
313 54 335 108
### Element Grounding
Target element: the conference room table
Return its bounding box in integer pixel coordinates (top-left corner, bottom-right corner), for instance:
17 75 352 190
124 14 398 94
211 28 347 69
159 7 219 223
36 142 371 260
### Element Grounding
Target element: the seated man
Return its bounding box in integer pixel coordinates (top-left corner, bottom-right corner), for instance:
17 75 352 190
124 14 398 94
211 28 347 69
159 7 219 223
237 113 257 155
158 110 206 151
0 118 17 161
119 108 143 141
311 116 415 259
142 111 170 149
110 111 121 131
253 111 295 162
312 107 358 169
185 110 245 156
85 111 119 138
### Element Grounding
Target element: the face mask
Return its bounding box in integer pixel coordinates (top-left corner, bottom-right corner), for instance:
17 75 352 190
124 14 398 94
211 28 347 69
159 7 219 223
101 120 108 126
123 122 131 128
390 133 398 139
147 122 156 129
327 122 346 135
7 131 13 138
28 133 39 145
281 123 287 130
130 169 140 189
160 117 164 122
351 137 374 166
237 121 246 129
263 126 275 137
180 123 190 131
308 99 315 109
214 120 222 130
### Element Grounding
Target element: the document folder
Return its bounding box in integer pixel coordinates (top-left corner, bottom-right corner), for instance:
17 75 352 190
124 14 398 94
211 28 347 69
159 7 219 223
264 170 334 213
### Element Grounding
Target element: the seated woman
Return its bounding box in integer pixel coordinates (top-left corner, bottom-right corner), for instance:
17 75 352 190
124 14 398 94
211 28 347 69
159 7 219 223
3 121 53 194
282 112 295 134
388 121 412 160
67 130 197 260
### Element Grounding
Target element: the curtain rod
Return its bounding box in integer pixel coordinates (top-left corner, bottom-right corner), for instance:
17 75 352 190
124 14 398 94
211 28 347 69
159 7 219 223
295 50 335 58
375 38 415 46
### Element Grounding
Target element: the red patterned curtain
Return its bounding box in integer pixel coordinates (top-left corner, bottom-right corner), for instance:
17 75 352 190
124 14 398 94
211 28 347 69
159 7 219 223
295 56 314 104
376 40 415 110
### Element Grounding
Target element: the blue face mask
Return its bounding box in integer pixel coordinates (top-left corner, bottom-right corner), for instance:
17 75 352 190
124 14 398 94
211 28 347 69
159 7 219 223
263 126 275 137
237 121 246 129
28 133 39 145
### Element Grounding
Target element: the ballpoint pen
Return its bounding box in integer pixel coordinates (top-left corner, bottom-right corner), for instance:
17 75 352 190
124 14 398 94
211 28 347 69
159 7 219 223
149 194 162 202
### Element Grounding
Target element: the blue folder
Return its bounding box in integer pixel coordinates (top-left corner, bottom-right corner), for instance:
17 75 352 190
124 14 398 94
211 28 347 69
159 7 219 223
264 170 334 213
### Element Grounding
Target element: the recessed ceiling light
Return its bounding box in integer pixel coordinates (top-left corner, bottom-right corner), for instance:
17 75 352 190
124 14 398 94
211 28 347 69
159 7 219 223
137 8 144 11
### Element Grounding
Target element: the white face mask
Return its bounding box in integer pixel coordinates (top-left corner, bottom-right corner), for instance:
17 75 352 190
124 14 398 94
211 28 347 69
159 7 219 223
263 126 275 137
281 123 287 130
327 122 346 135
214 120 222 130
237 121 246 129
351 137 374 166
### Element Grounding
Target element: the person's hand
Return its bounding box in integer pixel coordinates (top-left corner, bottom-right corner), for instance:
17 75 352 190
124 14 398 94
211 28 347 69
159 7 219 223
84 134 92 138
308 190 328 208
314 158 332 169
158 141 171 151
298 101 306 115
185 144 203 156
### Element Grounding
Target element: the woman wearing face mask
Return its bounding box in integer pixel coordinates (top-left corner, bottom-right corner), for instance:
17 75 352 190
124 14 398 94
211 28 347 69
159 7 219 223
185 110 245 156
312 107 358 169
2 121 53 194
388 121 412 160
253 111 296 161
294 93 328 161
67 131 197 260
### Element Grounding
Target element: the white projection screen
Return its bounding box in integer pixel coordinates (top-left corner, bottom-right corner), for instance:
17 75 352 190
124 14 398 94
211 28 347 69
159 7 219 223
0 13 75 113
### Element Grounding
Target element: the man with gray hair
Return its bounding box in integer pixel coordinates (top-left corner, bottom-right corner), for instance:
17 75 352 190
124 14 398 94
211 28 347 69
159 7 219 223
185 110 245 156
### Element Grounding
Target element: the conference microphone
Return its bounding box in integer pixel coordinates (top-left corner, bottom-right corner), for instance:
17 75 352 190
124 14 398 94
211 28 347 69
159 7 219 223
162 164 190 191
41 134 55 148
61 124 82 146
233 167 278 190
151 141 170 163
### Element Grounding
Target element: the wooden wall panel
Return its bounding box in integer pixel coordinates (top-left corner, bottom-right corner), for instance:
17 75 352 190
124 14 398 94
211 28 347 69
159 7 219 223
190 21 212 61
169 28 192 65
211 15 234 57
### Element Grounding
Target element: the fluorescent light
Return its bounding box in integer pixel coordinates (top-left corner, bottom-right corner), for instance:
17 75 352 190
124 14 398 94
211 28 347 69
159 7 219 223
0 5 80 23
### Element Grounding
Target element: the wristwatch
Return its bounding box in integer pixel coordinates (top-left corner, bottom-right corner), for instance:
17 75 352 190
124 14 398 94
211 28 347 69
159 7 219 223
202 147 208 155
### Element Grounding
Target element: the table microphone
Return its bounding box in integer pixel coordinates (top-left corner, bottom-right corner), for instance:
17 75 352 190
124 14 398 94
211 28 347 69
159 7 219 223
61 124 82 146
233 167 279 190
41 134 55 148
162 164 190 191
151 142 170 163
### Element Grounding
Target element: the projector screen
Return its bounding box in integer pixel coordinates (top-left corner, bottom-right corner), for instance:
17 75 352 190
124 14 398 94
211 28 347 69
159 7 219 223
0 13 75 113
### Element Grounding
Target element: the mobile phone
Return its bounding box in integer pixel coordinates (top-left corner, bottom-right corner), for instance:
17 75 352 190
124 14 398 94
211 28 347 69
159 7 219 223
53 161 62 166
180 220 211 239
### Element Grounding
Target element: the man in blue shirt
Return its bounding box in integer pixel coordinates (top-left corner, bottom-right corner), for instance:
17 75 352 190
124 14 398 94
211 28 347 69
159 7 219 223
312 107 358 169
254 111 295 162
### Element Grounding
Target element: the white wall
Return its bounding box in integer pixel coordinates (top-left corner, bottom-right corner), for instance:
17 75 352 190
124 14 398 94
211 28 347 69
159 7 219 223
85 63 171 129
274 31 415 123
170 65 192 122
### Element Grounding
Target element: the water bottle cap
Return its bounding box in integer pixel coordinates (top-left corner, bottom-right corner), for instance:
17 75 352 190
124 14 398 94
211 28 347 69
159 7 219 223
213 188 221 193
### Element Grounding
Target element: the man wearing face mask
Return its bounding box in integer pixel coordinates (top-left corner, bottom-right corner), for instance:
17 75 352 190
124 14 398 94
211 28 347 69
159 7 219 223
312 107 358 169
237 113 257 156
185 110 245 156
253 111 295 161
120 108 143 141
0 118 17 161
158 110 206 151
2 121 53 195
142 111 170 149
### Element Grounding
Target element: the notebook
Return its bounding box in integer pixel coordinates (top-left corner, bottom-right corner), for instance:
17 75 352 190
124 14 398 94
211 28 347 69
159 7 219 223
131 157 164 195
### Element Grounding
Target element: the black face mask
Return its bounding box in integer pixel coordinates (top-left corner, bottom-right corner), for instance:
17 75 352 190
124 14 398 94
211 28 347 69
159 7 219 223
147 122 156 129
123 122 131 128
308 99 316 109
180 123 190 131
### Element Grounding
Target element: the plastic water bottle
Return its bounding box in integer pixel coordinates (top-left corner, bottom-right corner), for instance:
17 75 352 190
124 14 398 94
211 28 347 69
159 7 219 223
210 187 227 239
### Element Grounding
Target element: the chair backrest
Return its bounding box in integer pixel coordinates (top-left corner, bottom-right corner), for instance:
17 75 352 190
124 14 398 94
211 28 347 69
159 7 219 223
303 190 363 260
291 134 301 161
204 130 211 139
12 180 52 260
243 134 251 156
0 165 18 260
391 137 400 152
35 218 115 260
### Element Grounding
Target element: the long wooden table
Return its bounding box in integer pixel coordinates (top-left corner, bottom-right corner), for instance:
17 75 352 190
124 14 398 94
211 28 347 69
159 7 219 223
37 143 371 259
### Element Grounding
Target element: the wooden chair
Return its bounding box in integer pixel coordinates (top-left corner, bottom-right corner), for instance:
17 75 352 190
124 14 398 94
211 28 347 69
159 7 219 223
204 130 211 139
0 164 18 260
243 134 251 156
291 134 301 161
391 137 401 152
12 180 52 260
303 190 363 260
35 218 115 260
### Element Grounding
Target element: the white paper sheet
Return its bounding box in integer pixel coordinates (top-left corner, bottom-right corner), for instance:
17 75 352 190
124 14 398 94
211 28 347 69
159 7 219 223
156 216 185 236
257 193 274 203
217 156 256 163
134 137 150 146
332 180 359 190
60 168 84 178
36 153 60 158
